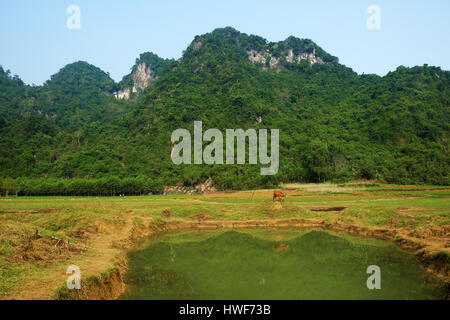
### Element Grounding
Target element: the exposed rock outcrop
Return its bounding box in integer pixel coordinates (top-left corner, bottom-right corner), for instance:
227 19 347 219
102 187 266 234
164 178 216 195
132 62 155 92
115 52 172 100
114 88 130 100
248 47 325 71
114 62 154 99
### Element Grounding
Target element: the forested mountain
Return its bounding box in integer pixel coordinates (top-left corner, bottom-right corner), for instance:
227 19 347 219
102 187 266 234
0 27 449 194
0 66 28 121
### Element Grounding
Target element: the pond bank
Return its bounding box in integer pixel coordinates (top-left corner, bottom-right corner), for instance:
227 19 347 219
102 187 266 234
54 217 449 300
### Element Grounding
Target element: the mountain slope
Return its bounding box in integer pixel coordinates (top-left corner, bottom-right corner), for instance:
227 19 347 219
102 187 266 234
36 61 126 131
0 27 448 188
0 66 28 122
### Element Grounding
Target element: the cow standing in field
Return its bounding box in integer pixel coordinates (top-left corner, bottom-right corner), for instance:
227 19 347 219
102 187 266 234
273 190 287 202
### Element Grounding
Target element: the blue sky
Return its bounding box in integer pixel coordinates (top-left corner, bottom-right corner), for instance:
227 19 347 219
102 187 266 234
0 0 449 85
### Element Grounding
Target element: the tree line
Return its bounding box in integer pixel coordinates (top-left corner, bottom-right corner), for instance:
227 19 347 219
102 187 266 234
0 176 163 197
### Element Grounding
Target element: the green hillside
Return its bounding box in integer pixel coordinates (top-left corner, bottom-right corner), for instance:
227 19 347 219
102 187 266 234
0 27 449 194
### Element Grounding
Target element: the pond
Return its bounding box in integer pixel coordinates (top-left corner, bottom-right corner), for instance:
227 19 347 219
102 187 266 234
122 229 444 300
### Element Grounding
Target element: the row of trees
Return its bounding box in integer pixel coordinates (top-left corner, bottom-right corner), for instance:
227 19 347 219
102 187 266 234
0 177 20 196
0 176 163 197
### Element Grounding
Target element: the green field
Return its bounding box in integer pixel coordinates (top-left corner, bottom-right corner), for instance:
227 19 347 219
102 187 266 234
0 183 449 299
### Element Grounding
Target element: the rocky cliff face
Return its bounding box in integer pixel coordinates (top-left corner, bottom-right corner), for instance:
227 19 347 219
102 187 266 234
115 88 131 100
248 47 325 71
115 62 155 99
132 62 155 92
115 52 172 100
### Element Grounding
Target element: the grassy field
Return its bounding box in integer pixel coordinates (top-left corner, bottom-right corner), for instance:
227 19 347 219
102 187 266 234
0 182 449 299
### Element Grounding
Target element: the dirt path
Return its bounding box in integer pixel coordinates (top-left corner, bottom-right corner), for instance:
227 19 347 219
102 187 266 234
5 214 135 300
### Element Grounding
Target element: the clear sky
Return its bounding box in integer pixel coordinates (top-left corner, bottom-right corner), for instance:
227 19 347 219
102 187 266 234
0 0 449 85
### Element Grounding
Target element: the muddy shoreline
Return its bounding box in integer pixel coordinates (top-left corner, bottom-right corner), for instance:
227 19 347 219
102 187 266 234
56 217 449 300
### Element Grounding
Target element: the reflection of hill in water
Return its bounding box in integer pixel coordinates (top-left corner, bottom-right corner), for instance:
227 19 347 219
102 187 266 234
124 230 444 300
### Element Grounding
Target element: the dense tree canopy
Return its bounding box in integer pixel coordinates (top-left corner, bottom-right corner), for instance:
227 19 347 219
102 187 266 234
0 27 448 195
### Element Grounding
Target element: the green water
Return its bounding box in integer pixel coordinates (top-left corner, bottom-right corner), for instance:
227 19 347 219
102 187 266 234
122 230 444 300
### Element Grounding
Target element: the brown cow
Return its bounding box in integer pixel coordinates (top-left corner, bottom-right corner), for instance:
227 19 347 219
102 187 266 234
273 190 287 202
